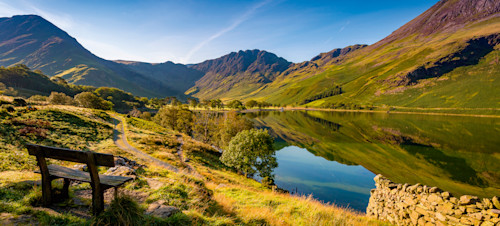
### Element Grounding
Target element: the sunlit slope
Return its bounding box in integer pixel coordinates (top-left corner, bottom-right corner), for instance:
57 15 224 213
248 1 500 109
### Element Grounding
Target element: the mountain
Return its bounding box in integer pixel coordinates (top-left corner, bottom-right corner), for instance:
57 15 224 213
237 0 500 109
0 15 178 98
115 60 203 94
185 49 292 100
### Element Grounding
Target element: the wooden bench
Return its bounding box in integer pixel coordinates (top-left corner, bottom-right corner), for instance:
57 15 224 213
27 144 134 215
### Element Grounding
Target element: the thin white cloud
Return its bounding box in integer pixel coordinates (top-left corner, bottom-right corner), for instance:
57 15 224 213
182 0 273 63
339 21 350 32
0 0 75 31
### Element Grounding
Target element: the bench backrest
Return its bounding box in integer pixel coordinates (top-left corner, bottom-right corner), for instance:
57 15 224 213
27 144 115 167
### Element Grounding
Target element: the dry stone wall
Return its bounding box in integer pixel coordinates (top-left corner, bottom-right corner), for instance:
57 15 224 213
367 175 500 225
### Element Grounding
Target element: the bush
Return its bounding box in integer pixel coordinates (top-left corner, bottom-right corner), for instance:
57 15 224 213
28 95 48 102
2 104 15 112
48 92 74 105
74 92 113 110
13 98 27 106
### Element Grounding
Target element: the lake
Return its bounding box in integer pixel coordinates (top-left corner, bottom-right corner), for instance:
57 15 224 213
245 110 500 212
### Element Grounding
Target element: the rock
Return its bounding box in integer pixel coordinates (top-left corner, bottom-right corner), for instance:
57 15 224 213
487 209 500 218
480 221 495 226
416 206 429 216
460 195 478 205
483 198 492 209
492 196 500 209
460 216 473 225
105 166 136 177
436 202 454 215
146 202 180 218
114 156 146 169
470 212 484 220
428 187 441 193
374 174 384 183
428 194 443 204
441 191 450 199
73 164 87 171
417 217 426 225
410 211 421 225
435 212 446 222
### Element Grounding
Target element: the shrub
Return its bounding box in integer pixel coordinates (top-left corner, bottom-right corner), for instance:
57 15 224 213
74 92 113 110
13 98 27 106
48 92 75 105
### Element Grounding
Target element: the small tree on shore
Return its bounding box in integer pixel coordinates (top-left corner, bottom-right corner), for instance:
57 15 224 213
220 129 277 181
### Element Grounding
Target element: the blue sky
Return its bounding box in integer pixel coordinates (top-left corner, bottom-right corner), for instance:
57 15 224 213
0 0 438 64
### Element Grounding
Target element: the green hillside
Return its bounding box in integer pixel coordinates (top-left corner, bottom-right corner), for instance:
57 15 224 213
191 0 500 112
0 15 179 98
186 50 292 101
0 64 76 97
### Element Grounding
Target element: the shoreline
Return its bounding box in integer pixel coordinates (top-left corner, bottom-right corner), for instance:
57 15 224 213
234 107 500 118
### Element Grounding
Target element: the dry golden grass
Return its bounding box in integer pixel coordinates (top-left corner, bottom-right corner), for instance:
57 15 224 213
207 182 385 226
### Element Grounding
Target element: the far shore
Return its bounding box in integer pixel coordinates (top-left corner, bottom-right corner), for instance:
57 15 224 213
207 106 500 118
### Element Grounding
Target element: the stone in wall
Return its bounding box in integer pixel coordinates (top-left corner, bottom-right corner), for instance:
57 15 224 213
366 174 500 226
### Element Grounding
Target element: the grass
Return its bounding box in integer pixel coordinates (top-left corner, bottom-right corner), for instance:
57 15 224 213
0 105 388 225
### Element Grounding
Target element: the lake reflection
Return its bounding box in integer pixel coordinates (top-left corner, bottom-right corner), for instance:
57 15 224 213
274 146 374 211
247 110 500 212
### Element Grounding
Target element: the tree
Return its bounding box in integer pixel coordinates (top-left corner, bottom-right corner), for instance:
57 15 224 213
128 108 142 117
74 92 113 110
154 106 194 135
214 111 253 149
220 129 277 181
48 92 74 105
245 100 258 108
140 111 152 121
188 98 199 108
210 99 223 109
94 87 139 110
227 100 245 110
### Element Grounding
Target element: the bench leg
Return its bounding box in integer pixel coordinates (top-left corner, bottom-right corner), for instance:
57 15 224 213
41 177 53 206
114 187 119 199
62 179 70 199
91 186 105 216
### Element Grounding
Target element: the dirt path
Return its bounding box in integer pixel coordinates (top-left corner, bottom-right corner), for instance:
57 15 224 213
110 115 178 172
175 135 203 178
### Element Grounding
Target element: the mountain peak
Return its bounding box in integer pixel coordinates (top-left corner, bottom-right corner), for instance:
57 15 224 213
376 0 500 47
191 49 291 75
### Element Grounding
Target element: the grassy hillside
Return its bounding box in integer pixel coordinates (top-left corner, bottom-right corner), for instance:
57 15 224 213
189 0 500 113
0 15 180 98
245 16 500 110
0 105 386 225
116 60 204 95
186 50 292 101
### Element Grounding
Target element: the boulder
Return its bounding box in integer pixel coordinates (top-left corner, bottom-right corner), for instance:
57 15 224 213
146 202 180 218
73 164 87 171
492 196 500 209
114 156 145 169
105 166 136 177
460 195 478 205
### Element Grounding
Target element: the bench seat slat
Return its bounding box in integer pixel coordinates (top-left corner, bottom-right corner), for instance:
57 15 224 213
35 165 133 187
